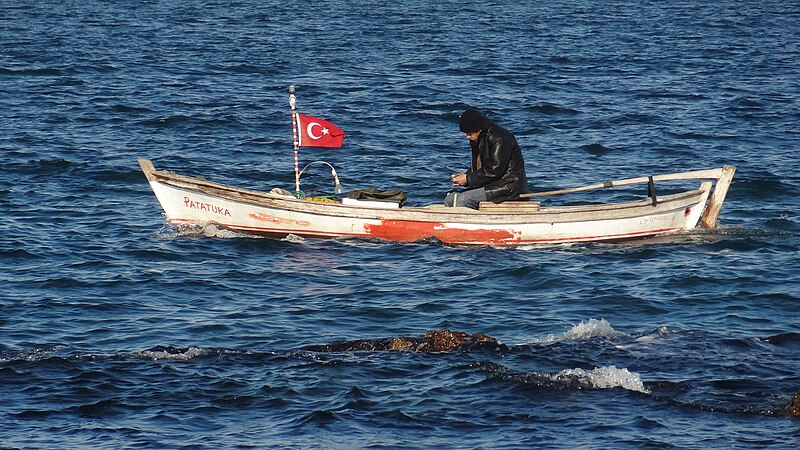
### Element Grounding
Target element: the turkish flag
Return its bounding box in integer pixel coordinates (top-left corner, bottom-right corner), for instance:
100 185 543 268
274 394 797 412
295 113 345 148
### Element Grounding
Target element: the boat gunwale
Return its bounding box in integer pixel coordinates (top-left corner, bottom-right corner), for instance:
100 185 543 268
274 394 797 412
140 159 712 225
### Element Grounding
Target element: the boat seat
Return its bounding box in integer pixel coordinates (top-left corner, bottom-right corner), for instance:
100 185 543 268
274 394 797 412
420 204 476 213
478 201 541 213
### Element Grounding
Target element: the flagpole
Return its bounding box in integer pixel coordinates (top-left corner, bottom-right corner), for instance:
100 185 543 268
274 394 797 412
288 85 301 196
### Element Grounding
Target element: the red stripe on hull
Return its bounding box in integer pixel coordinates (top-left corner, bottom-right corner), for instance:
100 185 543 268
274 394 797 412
168 218 683 245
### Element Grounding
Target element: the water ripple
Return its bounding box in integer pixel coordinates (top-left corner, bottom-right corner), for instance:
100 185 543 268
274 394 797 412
2 0 800 447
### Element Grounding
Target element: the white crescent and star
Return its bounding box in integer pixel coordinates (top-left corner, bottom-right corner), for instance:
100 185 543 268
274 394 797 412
306 122 330 140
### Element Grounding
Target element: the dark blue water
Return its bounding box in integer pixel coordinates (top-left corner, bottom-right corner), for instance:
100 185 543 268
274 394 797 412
2 1 800 448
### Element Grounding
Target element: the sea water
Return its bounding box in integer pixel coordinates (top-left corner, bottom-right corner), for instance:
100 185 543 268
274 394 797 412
2 1 799 448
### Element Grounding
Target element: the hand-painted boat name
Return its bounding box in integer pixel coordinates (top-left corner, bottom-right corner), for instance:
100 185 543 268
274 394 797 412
638 215 669 225
183 197 232 216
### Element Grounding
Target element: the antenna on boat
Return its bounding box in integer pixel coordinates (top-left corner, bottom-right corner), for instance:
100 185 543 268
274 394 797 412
288 85 303 197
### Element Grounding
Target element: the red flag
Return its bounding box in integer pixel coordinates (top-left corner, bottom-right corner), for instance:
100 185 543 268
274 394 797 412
295 113 345 148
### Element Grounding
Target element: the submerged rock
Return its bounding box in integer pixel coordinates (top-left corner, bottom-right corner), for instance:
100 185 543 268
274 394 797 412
301 329 503 353
789 391 800 417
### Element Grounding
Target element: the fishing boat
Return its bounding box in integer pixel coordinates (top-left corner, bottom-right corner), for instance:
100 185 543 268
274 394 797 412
138 158 735 246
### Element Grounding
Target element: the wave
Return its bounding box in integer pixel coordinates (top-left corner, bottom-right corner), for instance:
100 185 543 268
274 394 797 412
760 332 800 347
87 167 151 183
550 366 650 393
764 216 800 232
726 96 765 113
7 158 75 175
669 131 742 141
204 63 277 75
131 345 227 361
137 115 192 128
172 222 256 239
649 380 795 417
5 343 790 419
135 113 247 131
282 234 307 243
0 248 44 259
0 67 64 76
1 345 243 364
3 320 610 365
536 318 625 344
0 344 66 363
526 103 580 116
581 143 610 155
610 112 661 125
168 223 330 244
110 104 154 114
734 173 800 199
482 362 649 394
679 227 800 253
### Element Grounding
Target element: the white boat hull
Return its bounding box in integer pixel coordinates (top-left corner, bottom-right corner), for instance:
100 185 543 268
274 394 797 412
139 159 734 246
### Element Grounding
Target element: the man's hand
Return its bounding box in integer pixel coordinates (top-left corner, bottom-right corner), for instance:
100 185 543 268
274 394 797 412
451 173 467 186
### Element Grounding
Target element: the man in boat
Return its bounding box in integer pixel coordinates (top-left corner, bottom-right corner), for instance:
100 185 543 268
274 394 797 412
446 108 528 209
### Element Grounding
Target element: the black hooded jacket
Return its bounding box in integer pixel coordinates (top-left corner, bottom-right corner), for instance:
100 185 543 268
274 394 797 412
465 119 528 202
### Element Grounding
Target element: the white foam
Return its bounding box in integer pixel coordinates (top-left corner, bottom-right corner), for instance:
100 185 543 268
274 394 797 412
635 326 670 344
200 223 248 238
8 345 67 362
173 222 251 238
282 233 306 243
154 223 179 240
136 346 208 361
614 326 672 351
539 318 624 344
554 365 650 393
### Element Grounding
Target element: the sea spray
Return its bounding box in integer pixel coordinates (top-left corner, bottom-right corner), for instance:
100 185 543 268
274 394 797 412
481 361 651 394
134 346 210 361
553 366 650 394
282 234 306 243
537 318 625 344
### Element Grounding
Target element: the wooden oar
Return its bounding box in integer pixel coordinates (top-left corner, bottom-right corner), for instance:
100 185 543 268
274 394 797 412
519 167 726 199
